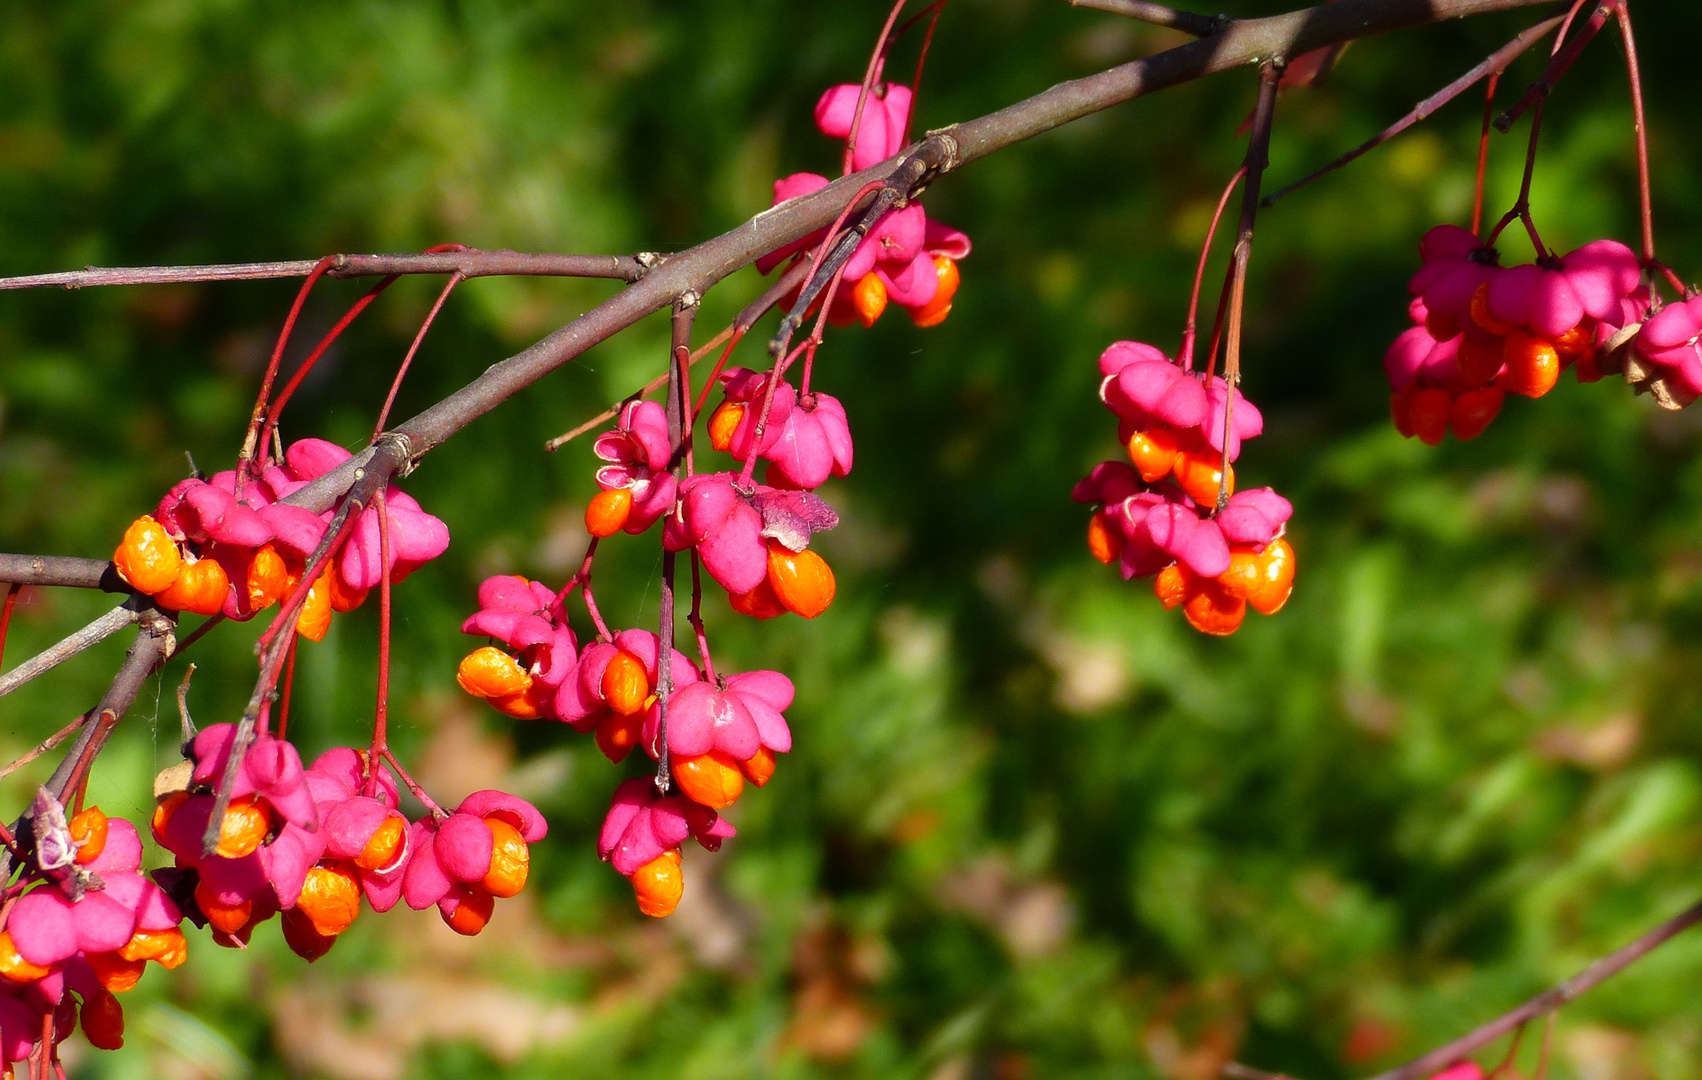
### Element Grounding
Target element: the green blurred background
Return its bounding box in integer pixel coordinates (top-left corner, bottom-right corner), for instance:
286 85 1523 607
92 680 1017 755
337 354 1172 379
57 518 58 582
2 1 1701 1077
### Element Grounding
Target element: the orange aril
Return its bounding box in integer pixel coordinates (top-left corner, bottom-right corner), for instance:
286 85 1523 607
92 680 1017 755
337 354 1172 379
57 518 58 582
457 646 533 700
281 907 338 962
1455 336 1505 387
594 710 643 763
113 516 183 595
909 256 960 328
1408 387 1452 446
1501 329 1560 398
739 746 777 787
1087 513 1122 566
80 989 125 1050
631 849 684 918
1173 448 1233 507
673 751 745 810
246 544 289 612
1183 577 1246 635
193 881 253 936
118 927 187 969
327 560 369 612
1554 323 1591 357
155 555 230 616
730 577 786 619
70 806 109 865
0 932 49 982
1217 547 1263 600
1127 426 1179 484
852 272 888 327
481 818 530 899
296 570 333 642
1450 387 1504 441
601 651 651 715
1469 282 1514 336
708 402 746 453
1390 391 1415 439
213 796 272 860
440 885 495 936
87 950 146 993
356 815 407 872
1248 537 1296 616
296 864 361 937
767 544 836 619
151 791 188 845
585 487 634 538
1154 564 1190 610
489 685 548 720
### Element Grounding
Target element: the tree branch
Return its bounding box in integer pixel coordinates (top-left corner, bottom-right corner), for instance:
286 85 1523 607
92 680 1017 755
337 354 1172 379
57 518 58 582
1358 893 1702 1080
0 249 660 292
0 555 127 591
0 603 141 700
1067 0 1226 37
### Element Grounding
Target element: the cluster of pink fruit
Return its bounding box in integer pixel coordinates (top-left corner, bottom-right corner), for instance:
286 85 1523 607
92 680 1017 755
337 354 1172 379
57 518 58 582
111 438 448 637
1074 342 1296 635
1385 226 1655 442
455 73 960 916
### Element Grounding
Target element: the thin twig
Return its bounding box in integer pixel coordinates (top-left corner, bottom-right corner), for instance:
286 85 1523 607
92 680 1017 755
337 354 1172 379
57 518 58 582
0 249 658 292
1362 893 1702 1080
0 555 126 592
0 716 88 783
1264 14 1563 207
1613 2 1654 265
0 604 140 700
1217 61 1283 510
543 257 811 452
1068 0 1225 37
1493 0 1611 131
654 298 698 794
376 273 463 435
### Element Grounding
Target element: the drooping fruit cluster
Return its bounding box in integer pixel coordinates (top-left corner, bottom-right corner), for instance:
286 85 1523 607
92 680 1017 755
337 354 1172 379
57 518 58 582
0 797 188 1058
453 70 972 917
1074 342 1296 635
112 438 448 636
754 79 971 329
151 723 544 953
1386 227 1648 442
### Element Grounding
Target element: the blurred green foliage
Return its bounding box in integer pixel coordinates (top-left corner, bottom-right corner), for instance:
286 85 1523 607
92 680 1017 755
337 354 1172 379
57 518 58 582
2 1 1702 1078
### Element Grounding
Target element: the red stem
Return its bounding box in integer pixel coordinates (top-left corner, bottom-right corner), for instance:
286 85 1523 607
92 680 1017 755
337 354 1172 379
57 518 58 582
380 747 445 819
1472 71 1500 237
1181 166 1246 371
239 256 336 490
275 638 297 741
258 275 399 461
689 552 715 681
375 272 464 436
366 489 393 797
1613 2 1654 265
844 0 912 177
0 586 17 672
693 326 746 416
904 1 949 144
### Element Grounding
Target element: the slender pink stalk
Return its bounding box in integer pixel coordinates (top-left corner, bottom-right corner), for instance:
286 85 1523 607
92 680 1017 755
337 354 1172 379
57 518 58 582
238 255 336 489
275 638 298 741
1472 72 1500 237
1180 166 1246 371
257 274 399 460
689 552 715 682
381 747 445 819
903 1 949 144
365 489 393 798
1613 2 1655 266
0 586 17 672
694 327 746 415
843 0 911 177
375 272 464 436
